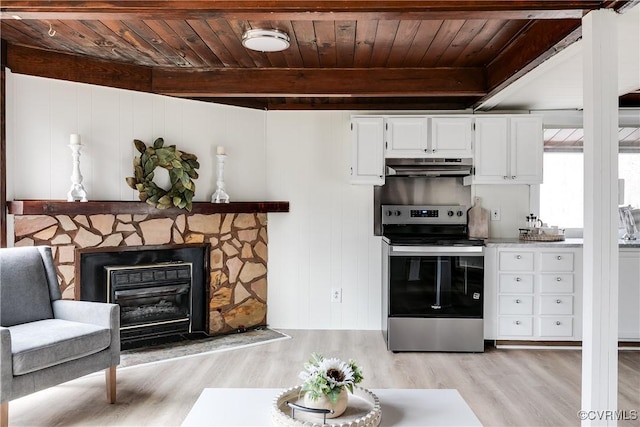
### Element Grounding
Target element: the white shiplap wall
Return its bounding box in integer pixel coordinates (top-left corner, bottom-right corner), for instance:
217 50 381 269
8 72 267 203
265 112 382 330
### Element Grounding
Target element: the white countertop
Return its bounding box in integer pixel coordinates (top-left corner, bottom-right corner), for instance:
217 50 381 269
485 238 640 248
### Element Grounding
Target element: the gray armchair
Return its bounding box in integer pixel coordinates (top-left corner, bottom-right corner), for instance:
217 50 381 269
0 246 120 427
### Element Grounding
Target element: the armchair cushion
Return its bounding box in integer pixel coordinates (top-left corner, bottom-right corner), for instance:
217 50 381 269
0 248 54 327
8 319 111 376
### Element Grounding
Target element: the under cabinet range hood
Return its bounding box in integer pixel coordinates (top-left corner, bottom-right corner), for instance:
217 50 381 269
385 158 473 177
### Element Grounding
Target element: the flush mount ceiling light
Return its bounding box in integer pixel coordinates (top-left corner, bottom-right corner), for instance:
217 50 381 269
242 29 290 52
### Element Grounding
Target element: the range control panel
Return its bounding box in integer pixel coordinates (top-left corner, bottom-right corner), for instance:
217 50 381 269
410 209 439 218
382 205 467 225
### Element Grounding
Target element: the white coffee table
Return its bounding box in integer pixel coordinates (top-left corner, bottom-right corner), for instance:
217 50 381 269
181 388 482 426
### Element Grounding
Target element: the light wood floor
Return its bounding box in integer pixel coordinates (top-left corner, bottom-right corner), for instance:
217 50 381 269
8 330 640 426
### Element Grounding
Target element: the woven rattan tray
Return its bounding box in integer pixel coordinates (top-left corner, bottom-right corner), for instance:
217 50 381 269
519 233 565 242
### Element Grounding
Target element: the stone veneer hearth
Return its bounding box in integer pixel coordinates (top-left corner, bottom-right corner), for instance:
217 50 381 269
13 212 269 335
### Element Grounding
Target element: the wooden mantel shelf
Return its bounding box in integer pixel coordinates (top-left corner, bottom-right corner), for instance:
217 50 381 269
7 200 289 216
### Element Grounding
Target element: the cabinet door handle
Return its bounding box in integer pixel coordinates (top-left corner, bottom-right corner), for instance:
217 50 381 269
556 299 562 304
515 277 521 282
516 255 522 259
350 167 353 175
424 148 428 152
515 299 521 304
511 175 516 179
503 176 508 180
515 320 521 325
556 277 562 282
557 255 562 260
556 321 562 326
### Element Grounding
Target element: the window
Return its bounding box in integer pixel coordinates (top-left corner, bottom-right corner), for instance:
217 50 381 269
539 152 584 228
539 151 640 231
620 153 640 208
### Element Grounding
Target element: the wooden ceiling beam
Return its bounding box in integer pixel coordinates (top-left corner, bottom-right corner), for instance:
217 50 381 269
4 43 485 105
152 67 487 97
0 1 604 20
190 96 478 111
481 19 582 103
605 0 640 13
5 43 152 93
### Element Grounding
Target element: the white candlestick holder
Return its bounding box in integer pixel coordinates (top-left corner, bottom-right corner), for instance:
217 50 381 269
67 142 88 202
211 154 230 203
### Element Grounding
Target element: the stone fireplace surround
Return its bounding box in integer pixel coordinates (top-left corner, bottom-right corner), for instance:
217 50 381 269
7 200 289 336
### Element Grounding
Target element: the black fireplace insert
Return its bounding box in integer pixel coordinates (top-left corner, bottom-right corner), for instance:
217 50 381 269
77 244 208 347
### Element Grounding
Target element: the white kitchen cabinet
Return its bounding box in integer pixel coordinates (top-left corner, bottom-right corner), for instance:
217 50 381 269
385 116 473 158
495 247 582 341
472 116 543 184
496 249 535 339
430 117 473 158
385 116 429 157
510 116 544 183
350 116 385 185
619 249 640 340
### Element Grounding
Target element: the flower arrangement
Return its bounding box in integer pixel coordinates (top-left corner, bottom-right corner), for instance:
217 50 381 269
299 353 364 404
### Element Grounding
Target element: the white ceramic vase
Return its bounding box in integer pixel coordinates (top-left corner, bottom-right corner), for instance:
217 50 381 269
303 388 348 419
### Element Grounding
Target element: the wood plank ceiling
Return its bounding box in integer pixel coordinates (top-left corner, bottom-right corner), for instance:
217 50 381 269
0 1 636 110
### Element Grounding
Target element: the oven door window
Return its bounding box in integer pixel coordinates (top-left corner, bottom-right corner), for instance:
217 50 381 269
388 255 483 318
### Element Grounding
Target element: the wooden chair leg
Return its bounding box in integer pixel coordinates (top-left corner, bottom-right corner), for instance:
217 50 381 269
1 401 8 427
105 366 117 404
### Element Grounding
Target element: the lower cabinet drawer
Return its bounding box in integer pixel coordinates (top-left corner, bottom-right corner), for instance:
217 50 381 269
499 251 534 271
499 295 533 315
539 317 574 337
499 274 534 293
540 252 574 272
539 295 573 315
499 317 533 336
539 274 574 293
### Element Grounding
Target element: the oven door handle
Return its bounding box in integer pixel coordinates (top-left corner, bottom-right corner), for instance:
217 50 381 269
389 245 484 256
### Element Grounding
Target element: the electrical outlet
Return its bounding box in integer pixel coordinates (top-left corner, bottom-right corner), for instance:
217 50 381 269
491 208 501 221
331 288 342 303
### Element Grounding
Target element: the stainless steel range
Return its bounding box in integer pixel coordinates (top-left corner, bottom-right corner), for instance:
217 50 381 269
381 204 484 352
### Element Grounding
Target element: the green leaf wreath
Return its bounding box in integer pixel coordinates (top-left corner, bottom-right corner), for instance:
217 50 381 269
125 137 200 211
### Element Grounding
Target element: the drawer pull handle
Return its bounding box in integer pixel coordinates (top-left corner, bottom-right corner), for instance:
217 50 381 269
557 256 562 260
556 299 562 304
556 321 562 326
556 277 562 282
515 299 521 304
516 277 522 282
515 321 521 325
516 255 522 259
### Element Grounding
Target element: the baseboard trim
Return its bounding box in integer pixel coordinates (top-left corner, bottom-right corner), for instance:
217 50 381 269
496 340 581 347
493 340 640 350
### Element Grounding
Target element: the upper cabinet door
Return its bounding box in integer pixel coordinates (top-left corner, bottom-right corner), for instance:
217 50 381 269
510 116 543 184
385 117 429 157
430 117 473 158
350 116 385 185
474 117 509 183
